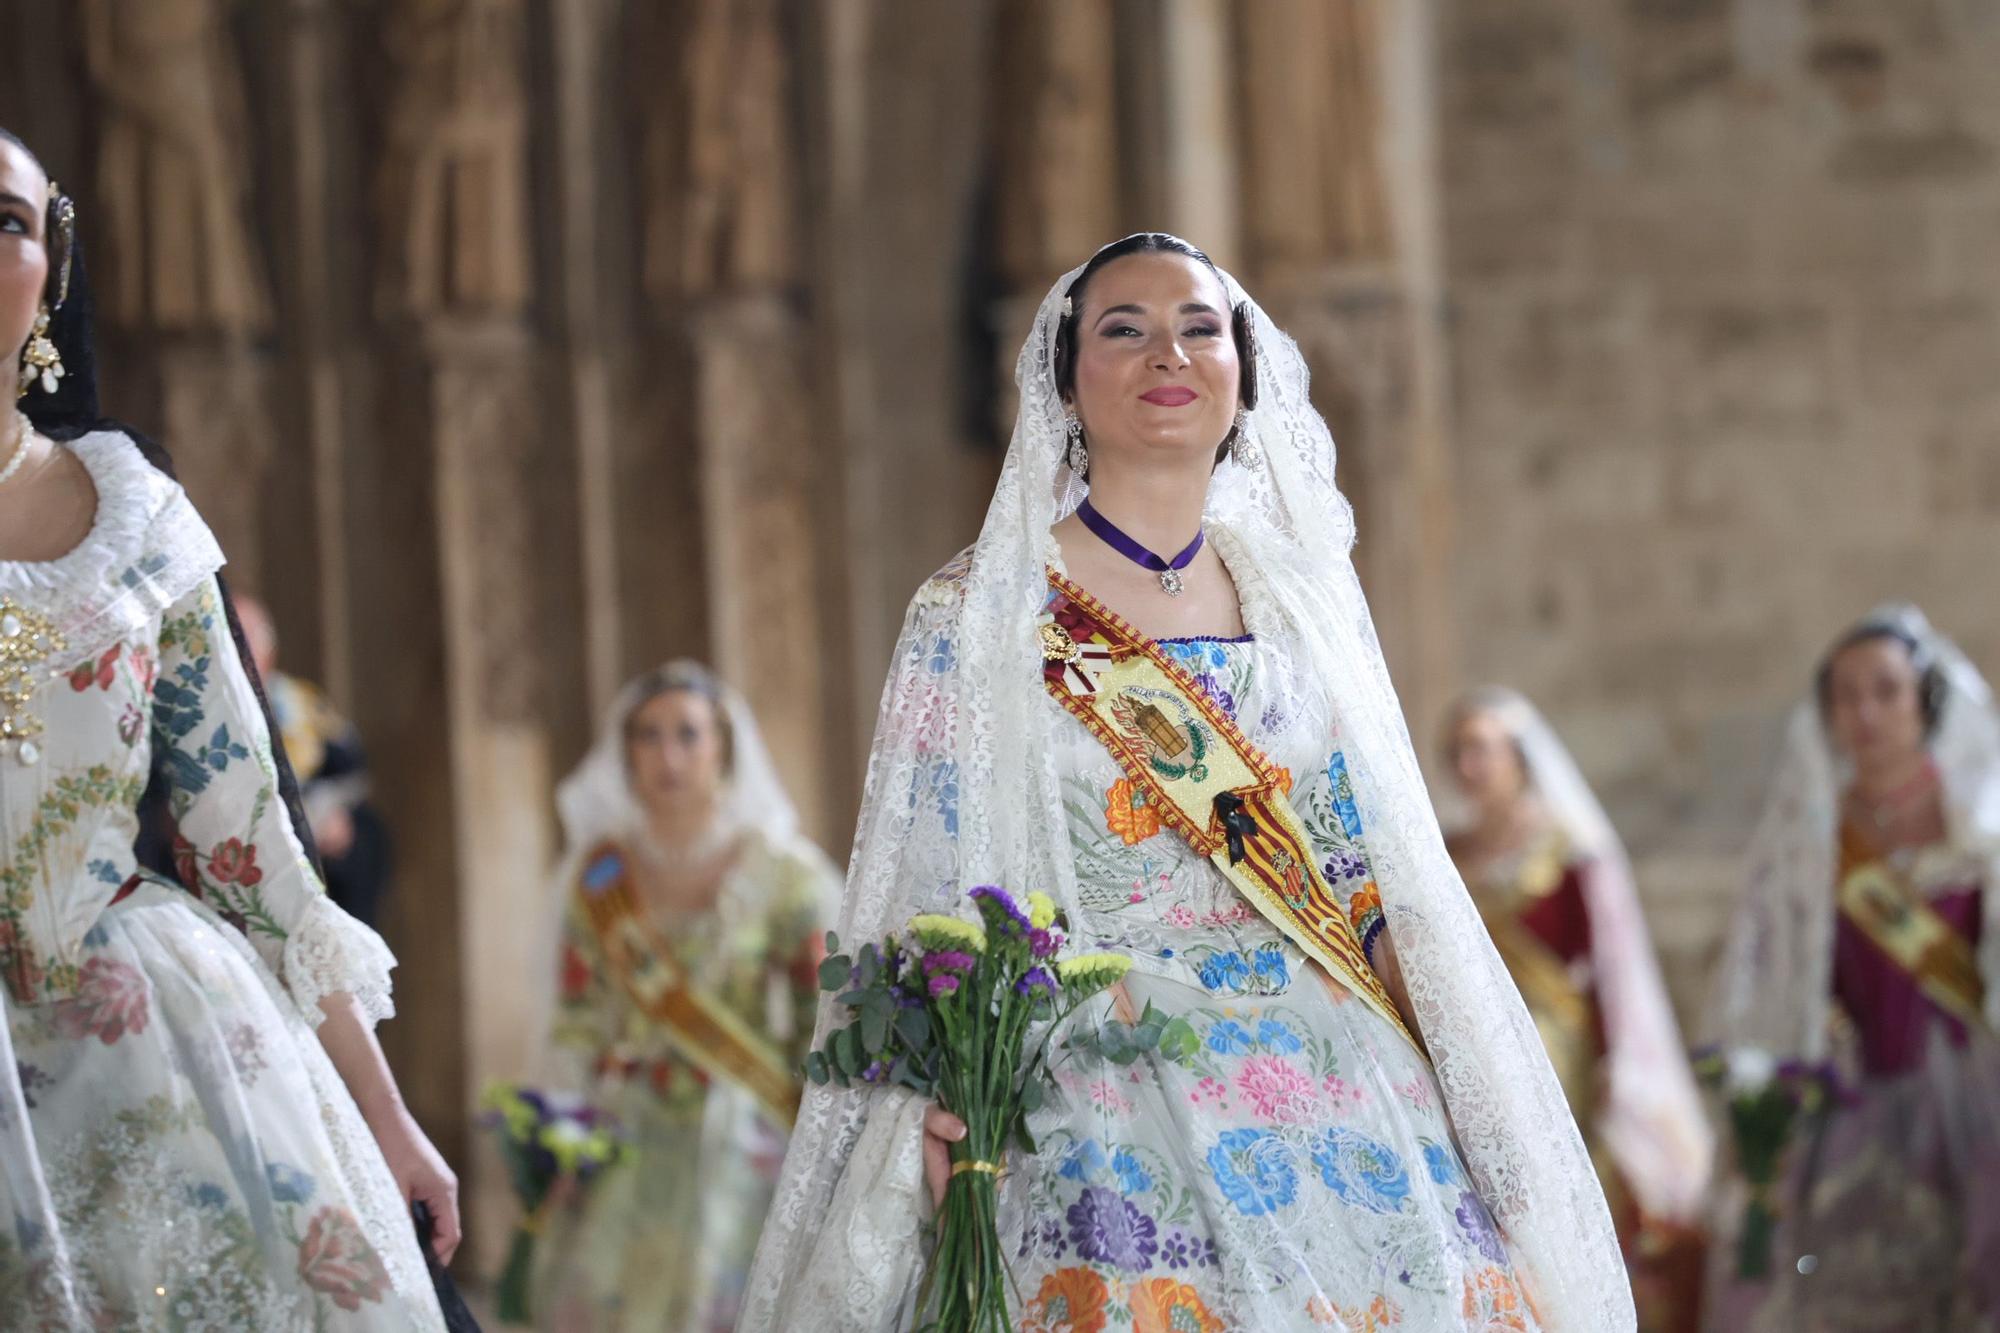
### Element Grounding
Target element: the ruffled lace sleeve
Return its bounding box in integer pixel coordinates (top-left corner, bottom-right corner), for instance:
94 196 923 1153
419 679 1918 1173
152 575 396 1026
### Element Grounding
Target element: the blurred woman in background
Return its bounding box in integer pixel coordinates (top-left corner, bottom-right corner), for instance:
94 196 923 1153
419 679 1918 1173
531 661 836 1332
1442 688 1712 1331
1706 606 2000 1331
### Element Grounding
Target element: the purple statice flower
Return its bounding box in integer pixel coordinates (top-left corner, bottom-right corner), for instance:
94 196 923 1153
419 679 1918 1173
922 949 977 976
1066 1186 1158 1271
861 1060 889 1085
1028 927 1064 959
968 885 1031 932
1015 966 1056 998
928 974 961 999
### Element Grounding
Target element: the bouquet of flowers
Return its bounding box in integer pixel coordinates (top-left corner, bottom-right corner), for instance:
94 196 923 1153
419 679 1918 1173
478 1083 628 1323
1692 1047 1839 1279
806 886 1152 1333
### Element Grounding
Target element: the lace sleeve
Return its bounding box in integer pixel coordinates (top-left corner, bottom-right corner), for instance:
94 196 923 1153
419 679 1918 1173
153 576 396 1027
738 570 967 1332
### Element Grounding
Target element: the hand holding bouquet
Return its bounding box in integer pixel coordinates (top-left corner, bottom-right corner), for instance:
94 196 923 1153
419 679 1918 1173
477 1084 627 1323
805 886 1144 1333
1692 1047 1840 1279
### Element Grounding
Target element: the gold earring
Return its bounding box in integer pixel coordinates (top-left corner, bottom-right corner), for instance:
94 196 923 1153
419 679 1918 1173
18 305 62 399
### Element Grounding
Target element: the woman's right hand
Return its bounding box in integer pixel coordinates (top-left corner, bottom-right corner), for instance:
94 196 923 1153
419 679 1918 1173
922 1105 968 1209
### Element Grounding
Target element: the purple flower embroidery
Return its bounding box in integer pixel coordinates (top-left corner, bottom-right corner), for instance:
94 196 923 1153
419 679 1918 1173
1191 673 1237 718
1065 1186 1158 1271
1456 1190 1507 1264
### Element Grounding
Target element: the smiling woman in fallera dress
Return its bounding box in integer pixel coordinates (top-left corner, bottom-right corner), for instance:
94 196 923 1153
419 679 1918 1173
738 234 1631 1333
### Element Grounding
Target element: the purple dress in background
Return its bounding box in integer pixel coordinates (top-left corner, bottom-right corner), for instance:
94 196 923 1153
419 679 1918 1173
1706 825 2000 1333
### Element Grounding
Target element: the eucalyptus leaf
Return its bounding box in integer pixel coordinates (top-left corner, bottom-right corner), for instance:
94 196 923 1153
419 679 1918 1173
861 1001 891 1055
819 954 852 992
896 1005 932 1050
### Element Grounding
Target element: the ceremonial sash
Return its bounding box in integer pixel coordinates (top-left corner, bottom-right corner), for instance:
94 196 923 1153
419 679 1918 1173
574 845 801 1126
1039 572 1418 1050
1835 838 1990 1038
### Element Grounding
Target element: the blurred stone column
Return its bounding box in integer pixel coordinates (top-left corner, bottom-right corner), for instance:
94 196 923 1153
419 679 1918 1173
629 0 838 844
1233 0 1461 735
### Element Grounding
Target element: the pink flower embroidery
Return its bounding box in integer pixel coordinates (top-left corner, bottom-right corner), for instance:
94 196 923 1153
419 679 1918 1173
1161 904 1197 929
117 705 145 747
1397 1076 1435 1112
1189 1076 1229 1107
1321 1073 1367 1113
1087 1080 1136 1115
1233 1055 1320 1124
296 1207 391 1312
56 956 151 1044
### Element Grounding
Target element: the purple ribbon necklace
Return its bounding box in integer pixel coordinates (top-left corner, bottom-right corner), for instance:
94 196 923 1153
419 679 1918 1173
1076 496 1204 596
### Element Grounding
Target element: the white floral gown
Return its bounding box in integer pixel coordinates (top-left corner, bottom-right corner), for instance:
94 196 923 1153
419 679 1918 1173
0 433 444 1330
898 584 1547 1331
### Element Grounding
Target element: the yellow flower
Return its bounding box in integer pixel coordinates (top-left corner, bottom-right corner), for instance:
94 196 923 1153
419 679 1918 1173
1055 953 1132 985
908 913 988 953
1027 891 1058 930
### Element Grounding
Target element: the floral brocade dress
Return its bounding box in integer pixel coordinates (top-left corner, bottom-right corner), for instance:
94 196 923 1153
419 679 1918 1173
990 625 1545 1332
534 831 834 1332
0 434 442 1329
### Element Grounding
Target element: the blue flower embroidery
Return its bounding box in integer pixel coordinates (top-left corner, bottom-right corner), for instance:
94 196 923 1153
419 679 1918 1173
1312 1128 1413 1215
926 634 957 675
190 1182 230 1210
89 860 123 885
1058 1138 1109 1182
929 759 960 835
265 1162 317 1205
1206 1019 1255 1055
1325 751 1365 840
1251 946 1289 986
1206 1129 1298 1218
1111 1147 1154 1197
1256 1018 1303 1053
1421 1138 1465 1187
1197 951 1250 993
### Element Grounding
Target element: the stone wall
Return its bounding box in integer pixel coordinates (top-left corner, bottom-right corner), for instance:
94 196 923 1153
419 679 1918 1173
1438 0 2000 1016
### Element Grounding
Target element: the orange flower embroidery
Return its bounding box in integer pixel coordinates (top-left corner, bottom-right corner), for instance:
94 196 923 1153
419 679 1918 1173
1308 1294 1402 1329
1461 1266 1531 1330
1130 1277 1224 1333
1347 881 1384 932
1104 778 1163 846
1021 1266 1111 1333
1274 765 1294 794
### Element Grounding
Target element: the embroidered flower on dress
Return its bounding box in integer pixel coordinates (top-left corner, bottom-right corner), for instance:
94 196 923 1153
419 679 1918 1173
171 835 201 889
1256 1018 1303 1053
1130 1276 1225 1333
15 1061 52 1109
1104 777 1164 846
227 1022 268 1082
1161 904 1197 929
1421 1139 1464 1187
1065 1185 1158 1271
1197 953 1250 994
205 838 264 887
266 1162 317 1205
1205 1128 1298 1217
1320 1073 1367 1113
1110 1146 1153 1196
1059 1139 1109 1182
295 1206 391 1312
1311 1128 1413 1215
1020 1266 1111 1333
1234 1055 1321 1125
69 645 120 693
1205 1019 1254 1055
56 956 151 1044
1456 1191 1508 1265
1461 1266 1532 1330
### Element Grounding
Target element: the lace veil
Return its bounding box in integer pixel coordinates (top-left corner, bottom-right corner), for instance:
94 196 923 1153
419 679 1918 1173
740 250 1631 1331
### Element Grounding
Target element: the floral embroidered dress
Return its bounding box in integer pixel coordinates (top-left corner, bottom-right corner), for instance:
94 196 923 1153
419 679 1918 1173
532 829 834 1331
0 433 443 1329
992 595 1542 1331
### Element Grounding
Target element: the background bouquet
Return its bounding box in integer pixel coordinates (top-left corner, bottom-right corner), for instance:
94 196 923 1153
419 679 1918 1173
1692 1047 1841 1279
477 1083 627 1323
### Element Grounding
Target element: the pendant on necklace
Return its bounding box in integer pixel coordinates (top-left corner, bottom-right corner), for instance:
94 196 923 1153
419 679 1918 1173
1159 568 1185 597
